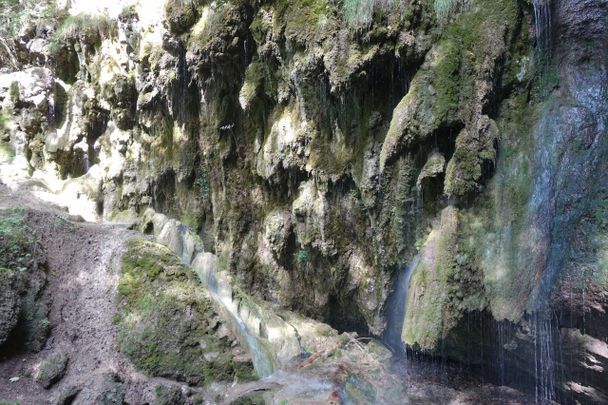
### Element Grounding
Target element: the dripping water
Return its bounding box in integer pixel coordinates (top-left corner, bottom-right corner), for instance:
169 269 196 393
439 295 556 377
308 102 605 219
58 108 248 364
533 0 552 54
497 322 507 387
384 180 424 355
47 97 56 125
384 254 421 355
533 308 558 404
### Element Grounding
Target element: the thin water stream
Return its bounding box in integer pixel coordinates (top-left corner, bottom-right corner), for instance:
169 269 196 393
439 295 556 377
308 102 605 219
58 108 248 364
384 255 421 353
533 0 552 54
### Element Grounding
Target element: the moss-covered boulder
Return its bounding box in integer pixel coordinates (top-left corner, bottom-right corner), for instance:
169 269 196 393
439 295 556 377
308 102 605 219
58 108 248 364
164 0 201 35
115 239 254 385
34 349 69 389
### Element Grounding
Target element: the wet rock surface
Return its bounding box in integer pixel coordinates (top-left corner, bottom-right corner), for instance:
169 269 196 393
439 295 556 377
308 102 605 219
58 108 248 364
0 0 606 403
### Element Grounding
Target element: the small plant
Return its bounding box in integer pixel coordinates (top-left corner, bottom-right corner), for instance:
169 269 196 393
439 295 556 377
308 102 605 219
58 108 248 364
0 0 25 38
0 0 59 39
295 249 310 263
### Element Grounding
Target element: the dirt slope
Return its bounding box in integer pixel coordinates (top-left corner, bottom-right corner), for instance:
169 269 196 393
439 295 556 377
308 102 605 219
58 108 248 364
0 185 201 404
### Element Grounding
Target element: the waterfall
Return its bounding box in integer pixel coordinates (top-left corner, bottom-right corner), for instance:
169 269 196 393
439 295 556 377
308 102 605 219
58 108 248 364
533 310 558 404
384 255 421 354
532 0 551 55
47 97 56 125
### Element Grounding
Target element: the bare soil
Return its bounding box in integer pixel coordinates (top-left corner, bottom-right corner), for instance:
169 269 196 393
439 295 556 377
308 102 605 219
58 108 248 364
0 185 199 404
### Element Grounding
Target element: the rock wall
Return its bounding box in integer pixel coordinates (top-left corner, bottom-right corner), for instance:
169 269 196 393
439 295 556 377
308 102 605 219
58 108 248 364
0 0 607 402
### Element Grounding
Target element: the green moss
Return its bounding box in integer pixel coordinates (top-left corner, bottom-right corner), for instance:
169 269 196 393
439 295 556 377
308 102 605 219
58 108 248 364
116 239 255 385
0 209 35 271
239 60 266 109
164 0 200 35
404 207 459 348
432 38 462 124
0 141 14 164
381 1 520 172
274 0 330 46
0 111 9 131
454 92 539 322
0 0 58 38
48 12 117 53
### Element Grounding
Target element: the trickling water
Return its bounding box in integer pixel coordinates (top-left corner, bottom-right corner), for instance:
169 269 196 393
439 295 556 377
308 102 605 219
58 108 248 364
197 263 277 377
384 255 421 353
532 0 552 54
497 322 507 386
532 309 558 404
47 97 56 125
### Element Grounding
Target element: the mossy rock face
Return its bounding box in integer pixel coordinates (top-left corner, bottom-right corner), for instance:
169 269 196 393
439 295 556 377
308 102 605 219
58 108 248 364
403 206 460 349
381 0 520 194
115 239 255 385
0 268 22 346
0 210 48 351
164 0 201 35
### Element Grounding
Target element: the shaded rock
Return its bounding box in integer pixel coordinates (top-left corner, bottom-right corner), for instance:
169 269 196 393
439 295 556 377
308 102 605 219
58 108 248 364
403 206 460 348
164 0 200 35
0 210 48 352
154 384 185 405
417 151 445 189
95 373 125 405
51 384 81 405
34 349 68 388
0 269 21 346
